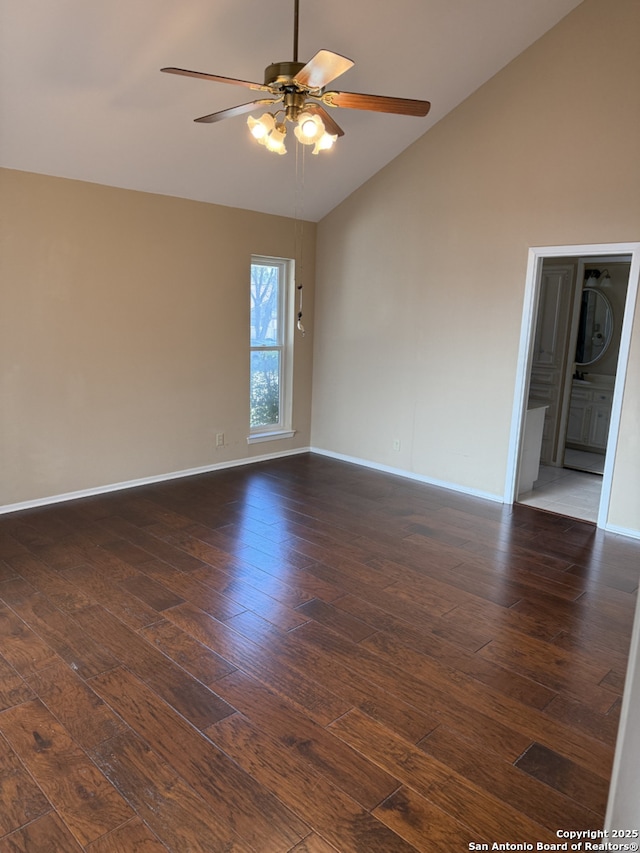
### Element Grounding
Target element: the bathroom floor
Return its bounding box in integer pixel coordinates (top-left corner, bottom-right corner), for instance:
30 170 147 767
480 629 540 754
563 447 606 474
517 461 603 522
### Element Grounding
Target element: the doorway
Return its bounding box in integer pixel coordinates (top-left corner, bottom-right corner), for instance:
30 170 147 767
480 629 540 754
505 242 640 528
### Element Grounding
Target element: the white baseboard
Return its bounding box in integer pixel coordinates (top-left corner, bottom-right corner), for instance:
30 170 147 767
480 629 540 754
8 445 635 538
310 446 505 504
603 523 640 541
0 447 310 516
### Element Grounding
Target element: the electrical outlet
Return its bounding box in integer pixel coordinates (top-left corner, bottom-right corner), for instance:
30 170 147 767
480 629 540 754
216 432 224 447
393 439 401 451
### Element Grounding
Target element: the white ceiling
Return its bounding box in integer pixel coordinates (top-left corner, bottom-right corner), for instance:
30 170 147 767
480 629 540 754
0 0 583 221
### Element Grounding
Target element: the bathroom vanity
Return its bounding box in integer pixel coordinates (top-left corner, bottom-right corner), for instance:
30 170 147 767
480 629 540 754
566 376 614 451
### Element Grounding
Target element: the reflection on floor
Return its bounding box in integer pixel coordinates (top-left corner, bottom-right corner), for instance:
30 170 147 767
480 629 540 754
517 462 602 523
563 447 606 475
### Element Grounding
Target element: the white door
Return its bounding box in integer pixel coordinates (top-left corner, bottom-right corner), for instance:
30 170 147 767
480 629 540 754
528 263 575 464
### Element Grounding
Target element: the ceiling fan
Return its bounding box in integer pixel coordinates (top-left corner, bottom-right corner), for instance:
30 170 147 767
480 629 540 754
161 0 431 155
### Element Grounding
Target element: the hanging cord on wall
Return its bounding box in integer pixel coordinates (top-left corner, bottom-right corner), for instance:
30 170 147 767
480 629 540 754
294 139 305 335
297 283 304 334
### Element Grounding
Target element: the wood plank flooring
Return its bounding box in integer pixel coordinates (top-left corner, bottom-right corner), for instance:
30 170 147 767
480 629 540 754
0 453 638 851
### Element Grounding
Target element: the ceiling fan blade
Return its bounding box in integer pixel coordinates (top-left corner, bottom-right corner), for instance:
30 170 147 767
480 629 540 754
293 50 354 90
304 103 345 137
161 67 270 92
194 99 277 123
323 90 431 116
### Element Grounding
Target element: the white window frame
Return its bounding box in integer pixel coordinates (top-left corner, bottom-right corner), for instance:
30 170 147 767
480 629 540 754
248 255 295 444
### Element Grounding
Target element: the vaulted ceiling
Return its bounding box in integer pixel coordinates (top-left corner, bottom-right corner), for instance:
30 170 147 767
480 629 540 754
0 0 583 221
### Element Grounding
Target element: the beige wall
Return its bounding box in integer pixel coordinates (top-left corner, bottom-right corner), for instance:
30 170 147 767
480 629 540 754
312 0 640 528
0 169 315 506
1 0 638 527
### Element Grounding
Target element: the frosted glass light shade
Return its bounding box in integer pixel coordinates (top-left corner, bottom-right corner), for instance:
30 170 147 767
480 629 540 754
247 113 275 140
264 124 287 154
294 112 325 145
312 131 337 154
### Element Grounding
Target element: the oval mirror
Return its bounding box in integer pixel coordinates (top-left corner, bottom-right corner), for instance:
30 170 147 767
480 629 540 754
575 287 613 366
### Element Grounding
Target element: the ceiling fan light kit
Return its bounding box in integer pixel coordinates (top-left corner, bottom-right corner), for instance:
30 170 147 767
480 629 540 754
247 106 336 155
161 0 431 156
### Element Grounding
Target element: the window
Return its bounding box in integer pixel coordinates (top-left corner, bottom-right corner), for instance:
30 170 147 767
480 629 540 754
249 256 294 442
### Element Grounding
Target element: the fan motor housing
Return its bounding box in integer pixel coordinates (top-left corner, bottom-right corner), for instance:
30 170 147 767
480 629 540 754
264 61 306 88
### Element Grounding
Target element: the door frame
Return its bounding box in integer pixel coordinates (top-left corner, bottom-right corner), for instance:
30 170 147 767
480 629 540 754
504 241 640 529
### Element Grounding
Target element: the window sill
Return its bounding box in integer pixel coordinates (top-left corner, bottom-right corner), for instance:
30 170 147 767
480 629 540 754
247 429 296 445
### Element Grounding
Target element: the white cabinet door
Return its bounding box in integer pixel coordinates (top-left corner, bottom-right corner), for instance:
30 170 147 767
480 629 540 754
567 397 590 445
589 404 611 448
532 266 574 370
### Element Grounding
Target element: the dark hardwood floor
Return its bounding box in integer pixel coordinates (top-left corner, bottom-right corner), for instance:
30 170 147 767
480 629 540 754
0 453 638 851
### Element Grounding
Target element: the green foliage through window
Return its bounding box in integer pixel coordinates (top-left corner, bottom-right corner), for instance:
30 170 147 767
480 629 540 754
250 350 280 427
